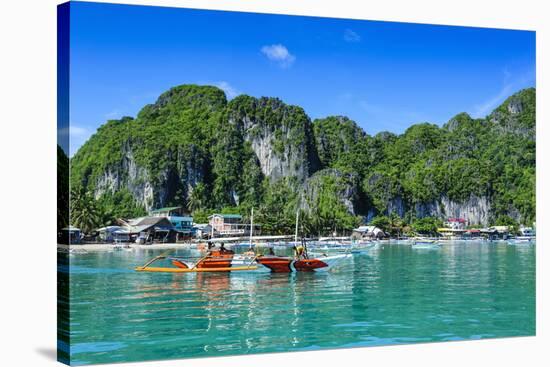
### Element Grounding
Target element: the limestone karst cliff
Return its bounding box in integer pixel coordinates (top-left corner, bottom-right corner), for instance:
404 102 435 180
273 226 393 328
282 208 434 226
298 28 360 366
70 85 535 226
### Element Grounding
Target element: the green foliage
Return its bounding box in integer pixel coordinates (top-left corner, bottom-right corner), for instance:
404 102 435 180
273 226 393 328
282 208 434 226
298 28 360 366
313 116 365 168
187 182 207 212
411 217 443 235
70 186 146 233
70 186 102 234
256 178 300 235
69 85 535 235
191 209 214 224
369 213 405 236
370 215 391 232
96 189 147 221
491 88 536 130
494 215 520 234
303 173 361 236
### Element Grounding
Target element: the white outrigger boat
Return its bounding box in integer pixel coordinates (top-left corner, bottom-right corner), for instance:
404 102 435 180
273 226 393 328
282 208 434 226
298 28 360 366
508 236 535 245
412 238 441 249
508 226 536 245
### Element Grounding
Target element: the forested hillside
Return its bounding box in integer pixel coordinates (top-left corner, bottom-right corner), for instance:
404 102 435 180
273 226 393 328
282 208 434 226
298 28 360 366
70 85 535 234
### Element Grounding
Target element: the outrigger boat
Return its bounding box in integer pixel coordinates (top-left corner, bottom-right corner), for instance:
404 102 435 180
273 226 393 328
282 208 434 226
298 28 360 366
256 252 350 272
135 248 263 273
255 208 351 272
134 250 350 273
135 208 351 273
508 236 535 245
412 238 441 249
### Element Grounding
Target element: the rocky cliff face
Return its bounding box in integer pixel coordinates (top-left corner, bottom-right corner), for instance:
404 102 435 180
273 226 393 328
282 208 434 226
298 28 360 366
228 96 319 181
489 88 535 140
71 85 225 211
71 85 323 211
302 168 358 215
92 141 209 211
414 195 491 225
365 195 491 226
70 84 535 226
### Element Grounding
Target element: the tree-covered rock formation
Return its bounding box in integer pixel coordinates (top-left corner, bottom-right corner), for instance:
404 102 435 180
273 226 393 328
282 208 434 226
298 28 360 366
70 84 535 232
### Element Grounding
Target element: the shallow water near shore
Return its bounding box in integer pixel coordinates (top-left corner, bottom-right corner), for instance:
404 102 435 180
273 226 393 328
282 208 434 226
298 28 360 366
61 241 535 365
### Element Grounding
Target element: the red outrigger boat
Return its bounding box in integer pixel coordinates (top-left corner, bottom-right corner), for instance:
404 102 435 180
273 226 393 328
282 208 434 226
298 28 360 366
256 256 334 272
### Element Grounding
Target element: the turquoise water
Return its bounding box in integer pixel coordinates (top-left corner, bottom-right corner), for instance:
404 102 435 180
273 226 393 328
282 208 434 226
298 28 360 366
61 242 535 365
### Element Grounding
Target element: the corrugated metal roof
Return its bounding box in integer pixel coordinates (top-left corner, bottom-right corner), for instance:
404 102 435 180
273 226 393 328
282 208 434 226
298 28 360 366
150 206 182 213
168 216 193 221
208 213 242 219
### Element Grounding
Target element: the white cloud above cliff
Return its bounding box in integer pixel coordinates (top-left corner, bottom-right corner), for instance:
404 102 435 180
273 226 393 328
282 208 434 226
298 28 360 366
261 44 296 68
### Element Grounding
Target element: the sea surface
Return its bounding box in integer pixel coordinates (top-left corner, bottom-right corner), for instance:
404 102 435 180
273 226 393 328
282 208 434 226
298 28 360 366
59 241 535 365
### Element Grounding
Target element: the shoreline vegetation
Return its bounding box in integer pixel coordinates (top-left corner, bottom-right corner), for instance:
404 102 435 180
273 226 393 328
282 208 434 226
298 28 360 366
61 85 535 238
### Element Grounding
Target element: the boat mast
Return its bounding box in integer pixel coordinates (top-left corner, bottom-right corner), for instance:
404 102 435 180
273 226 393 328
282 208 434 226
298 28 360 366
294 208 299 244
249 207 254 248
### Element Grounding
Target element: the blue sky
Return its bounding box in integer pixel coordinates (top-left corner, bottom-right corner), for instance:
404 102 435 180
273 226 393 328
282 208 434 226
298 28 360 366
65 1 535 156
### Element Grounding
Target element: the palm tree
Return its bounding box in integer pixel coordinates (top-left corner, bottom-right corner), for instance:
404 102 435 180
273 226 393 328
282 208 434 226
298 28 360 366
389 213 404 237
70 186 101 234
187 183 206 212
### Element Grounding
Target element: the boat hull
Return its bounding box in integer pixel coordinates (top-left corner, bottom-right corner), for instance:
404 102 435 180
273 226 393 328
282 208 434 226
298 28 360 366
257 254 351 272
136 253 350 274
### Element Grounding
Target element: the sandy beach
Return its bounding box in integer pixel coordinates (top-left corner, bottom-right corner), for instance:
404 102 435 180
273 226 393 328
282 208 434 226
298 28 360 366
57 242 197 252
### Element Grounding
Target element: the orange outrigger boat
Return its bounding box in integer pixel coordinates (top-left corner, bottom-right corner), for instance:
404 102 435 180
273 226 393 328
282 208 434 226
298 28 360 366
135 245 351 273
135 248 262 273
135 209 350 274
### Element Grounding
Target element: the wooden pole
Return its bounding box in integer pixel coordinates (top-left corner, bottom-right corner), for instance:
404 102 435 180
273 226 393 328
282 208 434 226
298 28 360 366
294 208 299 245
249 208 254 248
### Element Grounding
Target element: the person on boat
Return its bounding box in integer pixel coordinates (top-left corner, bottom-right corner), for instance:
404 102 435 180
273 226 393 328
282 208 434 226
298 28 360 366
243 246 255 256
294 244 305 260
218 242 235 255
267 247 275 256
206 241 215 255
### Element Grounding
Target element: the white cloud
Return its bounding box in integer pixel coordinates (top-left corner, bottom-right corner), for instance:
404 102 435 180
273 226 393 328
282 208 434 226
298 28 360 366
213 81 240 99
261 44 296 68
472 84 514 118
472 68 535 118
344 29 361 43
105 109 123 119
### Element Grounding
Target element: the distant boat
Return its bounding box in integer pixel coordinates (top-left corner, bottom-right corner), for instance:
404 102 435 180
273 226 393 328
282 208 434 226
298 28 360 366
349 241 378 254
508 236 535 245
412 239 440 249
393 238 412 245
